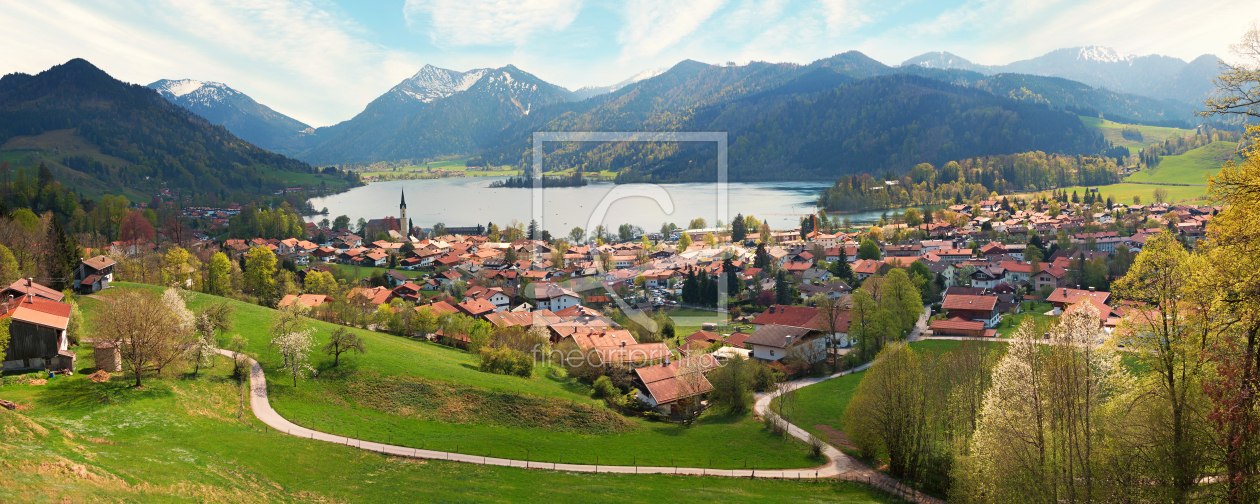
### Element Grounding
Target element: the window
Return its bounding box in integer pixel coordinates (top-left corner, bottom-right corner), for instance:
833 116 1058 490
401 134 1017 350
769 350 775 357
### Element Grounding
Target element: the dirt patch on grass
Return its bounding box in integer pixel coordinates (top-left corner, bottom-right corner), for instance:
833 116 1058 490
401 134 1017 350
331 371 636 435
813 424 857 450
88 370 112 383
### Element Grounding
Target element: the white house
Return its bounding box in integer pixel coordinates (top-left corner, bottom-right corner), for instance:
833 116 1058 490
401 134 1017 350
530 282 582 312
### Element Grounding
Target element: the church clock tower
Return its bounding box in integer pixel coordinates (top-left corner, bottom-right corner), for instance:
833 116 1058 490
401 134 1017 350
399 189 407 223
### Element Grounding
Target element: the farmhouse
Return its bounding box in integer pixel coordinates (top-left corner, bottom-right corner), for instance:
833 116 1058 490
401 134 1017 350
0 295 73 371
73 255 116 294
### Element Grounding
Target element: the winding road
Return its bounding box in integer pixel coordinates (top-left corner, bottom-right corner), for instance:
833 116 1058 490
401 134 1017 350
215 306 941 503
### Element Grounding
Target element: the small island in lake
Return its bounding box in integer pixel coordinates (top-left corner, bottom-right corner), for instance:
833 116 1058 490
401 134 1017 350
489 171 588 188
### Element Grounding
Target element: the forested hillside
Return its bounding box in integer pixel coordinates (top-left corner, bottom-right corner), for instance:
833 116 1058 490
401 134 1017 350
0 59 344 204
477 73 1111 182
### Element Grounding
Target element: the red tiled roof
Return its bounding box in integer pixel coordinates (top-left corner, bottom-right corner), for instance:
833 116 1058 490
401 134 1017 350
3 279 64 302
750 305 817 329
942 295 998 312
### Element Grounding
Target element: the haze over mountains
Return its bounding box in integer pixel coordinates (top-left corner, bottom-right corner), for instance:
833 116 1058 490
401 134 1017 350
901 46 1220 106
135 45 1218 174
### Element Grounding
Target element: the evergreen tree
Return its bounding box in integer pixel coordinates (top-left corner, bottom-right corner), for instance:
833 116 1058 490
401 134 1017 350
830 247 853 282
731 213 746 243
723 258 741 298
45 216 77 291
754 242 770 269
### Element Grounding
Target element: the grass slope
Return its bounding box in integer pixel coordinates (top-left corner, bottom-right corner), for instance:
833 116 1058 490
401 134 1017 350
82 285 820 470
1079 116 1196 154
1125 140 1241 186
1054 183 1209 205
0 348 894 503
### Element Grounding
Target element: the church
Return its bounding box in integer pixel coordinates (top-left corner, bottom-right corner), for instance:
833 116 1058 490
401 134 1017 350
363 190 414 240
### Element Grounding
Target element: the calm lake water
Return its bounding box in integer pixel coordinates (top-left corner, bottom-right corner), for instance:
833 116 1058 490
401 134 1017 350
308 177 893 234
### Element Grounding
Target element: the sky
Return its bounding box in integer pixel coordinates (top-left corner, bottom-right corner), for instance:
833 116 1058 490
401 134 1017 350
3 0 1258 127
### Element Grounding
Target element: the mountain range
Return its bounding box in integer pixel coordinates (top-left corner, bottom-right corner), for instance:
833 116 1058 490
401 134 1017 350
901 46 1220 107
137 45 1211 172
148 79 314 155
0 59 348 205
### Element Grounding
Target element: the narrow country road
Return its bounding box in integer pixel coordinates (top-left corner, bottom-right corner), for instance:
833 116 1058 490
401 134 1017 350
215 306 943 503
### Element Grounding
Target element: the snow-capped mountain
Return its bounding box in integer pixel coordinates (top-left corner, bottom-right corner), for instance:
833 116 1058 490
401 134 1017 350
148 79 313 155
297 64 575 165
899 46 1218 105
393 65 491 103
572 68 667 100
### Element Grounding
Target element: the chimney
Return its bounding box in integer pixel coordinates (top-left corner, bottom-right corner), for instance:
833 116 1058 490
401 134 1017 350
1089 286 1095 292
785 335 793 344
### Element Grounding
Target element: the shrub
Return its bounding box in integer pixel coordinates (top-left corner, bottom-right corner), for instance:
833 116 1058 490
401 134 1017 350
478 347 534 378
593 375 617 399
809 434 826 458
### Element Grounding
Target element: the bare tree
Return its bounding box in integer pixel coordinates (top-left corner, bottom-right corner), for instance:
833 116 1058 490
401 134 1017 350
93 289 189 387
323 327 365 367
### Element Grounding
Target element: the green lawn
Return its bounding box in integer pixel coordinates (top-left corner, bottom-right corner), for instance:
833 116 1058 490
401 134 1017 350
992 302 1057 338
1056 183 1209 205
80 284 821 470
256 165 352 191
1079 116 1197 154
0 347 894 503
325 263 427 281
1125 140 1241 185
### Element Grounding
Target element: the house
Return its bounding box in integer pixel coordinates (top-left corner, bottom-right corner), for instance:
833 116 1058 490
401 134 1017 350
942 295 1001 328
0 295 73 371
529 282 582 312
464 286 511 312
456 298 497 319
750 305 818 330
935 249 974 264
632 355 718 415
278 294 330 310
884 243 923 257
930 318 987 337
1046 287 1110 311
851 259 881 280
73 255 117 294
797 281 852 301
1 279 65 303
390 282 424 303
743 324 820 362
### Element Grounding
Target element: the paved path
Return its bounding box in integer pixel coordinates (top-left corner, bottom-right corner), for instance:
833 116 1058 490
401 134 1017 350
218 349 838 479
215 305 943 503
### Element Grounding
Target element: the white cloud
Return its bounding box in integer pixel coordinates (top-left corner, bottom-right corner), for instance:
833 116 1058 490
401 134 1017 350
0 0 423 126
618 0 727 61
404 0 583 47
819 0 873 31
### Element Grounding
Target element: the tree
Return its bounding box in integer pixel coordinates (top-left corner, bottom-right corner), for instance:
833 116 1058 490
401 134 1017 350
162 246 192 288
431 222 446 237
206 252 232 296
94 289 192 387
813 293 845 372
568 227 585 244
44 216 77 291
858 239 881 260
1154 187 1169 204
0 318 10 362
703 232 717 248
883 268 923 336
731 213 746 242
324 327 365 367
759 222 772 244
708 355 753 413
678 232 692 249
270 309 316 387
245 246 278 305
957 310 1126 504
188 314 218 377
304 270 337 296
1113 231 1212 498
688 218 707 229
829 247 853 282
844 343 932 479
904 208 922 228
0 244 19 287
119 210 155 243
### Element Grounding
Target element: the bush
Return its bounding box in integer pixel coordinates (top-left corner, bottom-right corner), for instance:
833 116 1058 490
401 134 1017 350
749 361 781 392
593 375 617 399
478 347 534 378
809 434 827 458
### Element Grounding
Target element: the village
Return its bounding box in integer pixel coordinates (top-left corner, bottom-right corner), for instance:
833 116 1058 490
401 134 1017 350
2 184 1213 423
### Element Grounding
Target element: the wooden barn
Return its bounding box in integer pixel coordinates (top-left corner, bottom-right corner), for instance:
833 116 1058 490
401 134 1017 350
0 294 73 371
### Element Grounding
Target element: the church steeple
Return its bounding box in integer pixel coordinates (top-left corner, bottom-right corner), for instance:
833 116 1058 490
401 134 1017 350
399 189 407 223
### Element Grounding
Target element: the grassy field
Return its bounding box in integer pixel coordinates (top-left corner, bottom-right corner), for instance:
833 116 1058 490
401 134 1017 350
1053 183 1209 205
1079 116 1196 154
325 263 427 281
1125 140 1241 186
0 347 895 503
992 302 1057 338
255 165 353 191
80 284 822 470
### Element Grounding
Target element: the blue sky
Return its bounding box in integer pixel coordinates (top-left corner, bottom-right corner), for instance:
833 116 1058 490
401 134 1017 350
3 0 1257 127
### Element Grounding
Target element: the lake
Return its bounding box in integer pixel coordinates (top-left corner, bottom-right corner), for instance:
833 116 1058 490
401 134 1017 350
307 177 898 235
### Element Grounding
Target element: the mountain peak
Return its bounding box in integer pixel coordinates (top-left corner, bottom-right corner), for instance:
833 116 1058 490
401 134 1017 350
396 65 490 103
1071 46 1132 63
